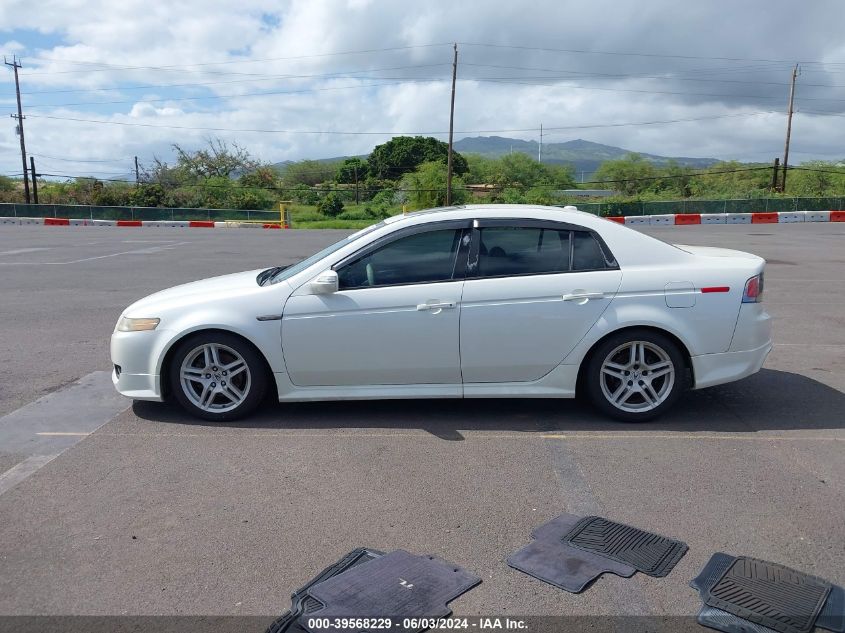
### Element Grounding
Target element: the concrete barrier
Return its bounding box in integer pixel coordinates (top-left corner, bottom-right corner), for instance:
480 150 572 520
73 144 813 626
674 214 701 225
0 217 21 225
777 212 805 223
650 214 675 226
18 217 45 225
605 216 625 224
804 211 830 222
831 211 845 222
189 220 215 228
69 218 94 226
726 213 752 224
92 219 117 226
751 212 779 224
44 218 70 226
701 214 727 224
624 216 650 225
141 220 189 228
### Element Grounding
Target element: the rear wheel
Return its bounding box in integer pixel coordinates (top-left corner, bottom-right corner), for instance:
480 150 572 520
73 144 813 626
585 329 688 422
169 332 267 421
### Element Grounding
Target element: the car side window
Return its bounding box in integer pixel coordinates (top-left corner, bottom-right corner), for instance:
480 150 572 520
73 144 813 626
572 231 616 270
477 227 570 277
337 229 463 289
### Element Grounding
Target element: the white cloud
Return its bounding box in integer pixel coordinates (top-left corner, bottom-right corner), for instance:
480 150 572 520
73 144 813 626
2 0 845 177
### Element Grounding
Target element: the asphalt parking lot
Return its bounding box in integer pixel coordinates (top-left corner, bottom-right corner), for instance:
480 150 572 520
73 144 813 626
0 223 843 623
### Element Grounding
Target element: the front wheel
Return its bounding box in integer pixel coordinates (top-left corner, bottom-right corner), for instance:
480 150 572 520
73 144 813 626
585 329 688 422
169 332 268 421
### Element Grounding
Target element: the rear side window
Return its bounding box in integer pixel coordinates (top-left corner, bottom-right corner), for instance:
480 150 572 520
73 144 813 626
572 231 616 270
337 229 462 289
477 227 570 277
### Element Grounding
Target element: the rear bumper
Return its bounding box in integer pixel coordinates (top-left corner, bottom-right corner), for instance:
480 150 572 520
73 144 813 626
691 341 772 389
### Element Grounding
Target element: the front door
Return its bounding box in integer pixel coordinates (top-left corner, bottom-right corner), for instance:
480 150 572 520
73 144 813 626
282 223 470 387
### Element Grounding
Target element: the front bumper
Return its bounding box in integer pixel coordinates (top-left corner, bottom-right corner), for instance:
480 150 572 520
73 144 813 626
110 329 168 401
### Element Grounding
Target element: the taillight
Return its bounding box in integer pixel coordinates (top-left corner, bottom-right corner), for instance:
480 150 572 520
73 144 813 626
742 273 764 303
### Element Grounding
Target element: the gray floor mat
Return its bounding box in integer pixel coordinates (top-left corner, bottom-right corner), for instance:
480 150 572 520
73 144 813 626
507 513 635 593
691 553 845 633
562 515 688 577
301 549 480 631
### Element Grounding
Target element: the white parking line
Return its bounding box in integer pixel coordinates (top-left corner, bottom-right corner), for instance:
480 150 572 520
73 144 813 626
0 242 189 265
0 248 50 255
0 371 130 496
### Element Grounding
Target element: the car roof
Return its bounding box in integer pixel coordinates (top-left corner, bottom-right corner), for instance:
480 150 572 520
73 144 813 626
390 204 610 230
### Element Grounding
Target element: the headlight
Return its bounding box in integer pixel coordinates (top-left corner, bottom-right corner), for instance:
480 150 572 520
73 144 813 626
117 317 160 332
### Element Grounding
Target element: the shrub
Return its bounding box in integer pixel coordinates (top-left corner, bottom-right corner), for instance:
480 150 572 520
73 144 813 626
316 193 344 217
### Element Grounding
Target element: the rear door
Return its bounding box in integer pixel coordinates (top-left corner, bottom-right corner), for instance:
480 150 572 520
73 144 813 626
459 220 622 384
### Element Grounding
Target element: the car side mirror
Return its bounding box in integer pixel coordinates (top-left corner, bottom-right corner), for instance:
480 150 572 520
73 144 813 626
310 269 339 294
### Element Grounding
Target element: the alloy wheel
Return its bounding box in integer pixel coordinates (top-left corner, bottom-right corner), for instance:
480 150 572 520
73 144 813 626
179 343 252 413
598 340 675 413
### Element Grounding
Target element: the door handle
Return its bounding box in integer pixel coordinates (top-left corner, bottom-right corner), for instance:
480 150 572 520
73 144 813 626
417 301 457 311
562 291 605 303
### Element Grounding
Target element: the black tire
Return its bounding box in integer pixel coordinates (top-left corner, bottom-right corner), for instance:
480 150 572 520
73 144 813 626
584 328 688 423
169 331 268 421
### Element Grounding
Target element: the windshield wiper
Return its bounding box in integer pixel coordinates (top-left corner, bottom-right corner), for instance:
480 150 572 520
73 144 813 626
256 266 288 286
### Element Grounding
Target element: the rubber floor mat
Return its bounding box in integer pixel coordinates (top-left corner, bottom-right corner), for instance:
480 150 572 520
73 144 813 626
265 548 385 633
562 515 688 577
507 513 635 593
691 553 845 633
301 549 481 631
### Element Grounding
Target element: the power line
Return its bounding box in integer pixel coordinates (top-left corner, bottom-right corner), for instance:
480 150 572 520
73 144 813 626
457 42 845 66
21 43 454 75
19 63 450 95
19 111 770 135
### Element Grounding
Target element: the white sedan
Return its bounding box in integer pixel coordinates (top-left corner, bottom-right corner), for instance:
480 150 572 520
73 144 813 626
111 205 771 422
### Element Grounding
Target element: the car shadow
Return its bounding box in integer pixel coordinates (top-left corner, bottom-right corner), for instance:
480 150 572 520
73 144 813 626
131 368 844 440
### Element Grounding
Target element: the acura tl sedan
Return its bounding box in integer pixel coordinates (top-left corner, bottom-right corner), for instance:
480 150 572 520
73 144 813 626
111 205 771 422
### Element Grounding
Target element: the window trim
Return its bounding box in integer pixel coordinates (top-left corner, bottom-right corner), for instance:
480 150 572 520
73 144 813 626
332 219 473 291
466 218 619 281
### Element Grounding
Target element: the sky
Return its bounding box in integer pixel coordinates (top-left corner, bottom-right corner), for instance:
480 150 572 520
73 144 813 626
1 0 845 181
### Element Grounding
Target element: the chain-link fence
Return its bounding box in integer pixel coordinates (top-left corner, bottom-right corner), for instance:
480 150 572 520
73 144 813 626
0 203 280 222
564 197 845 217
2 197 844 221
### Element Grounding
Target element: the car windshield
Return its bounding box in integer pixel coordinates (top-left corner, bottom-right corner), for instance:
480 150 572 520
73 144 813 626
265 220 388 285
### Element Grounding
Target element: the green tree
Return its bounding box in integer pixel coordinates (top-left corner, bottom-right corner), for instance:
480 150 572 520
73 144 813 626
172 138 260 179
368 136 468 180
594 153 658 196
402 161 470 208
317 192 344 217
280 160 337 186
335 157 368 184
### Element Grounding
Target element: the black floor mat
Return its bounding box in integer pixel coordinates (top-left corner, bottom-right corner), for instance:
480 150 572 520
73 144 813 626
562 515 688 577
691 553 845 633
301 549 481 631
507 513 636 593
265 548 385 633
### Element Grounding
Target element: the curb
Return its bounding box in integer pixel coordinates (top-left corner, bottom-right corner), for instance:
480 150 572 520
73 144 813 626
2 212 843 229
0 217 289 229
607 211 844 225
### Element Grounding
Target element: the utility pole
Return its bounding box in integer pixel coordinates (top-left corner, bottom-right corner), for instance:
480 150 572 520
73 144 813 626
5 56 30 204
29 156 38 204
354 164 359 205
770 157 780 192
538 123 543 163
781 63 799 192
134 156 140 185
446 43 457 206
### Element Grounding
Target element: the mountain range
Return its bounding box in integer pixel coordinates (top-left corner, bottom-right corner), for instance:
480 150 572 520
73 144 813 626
453 136 718 177
274 136 720 178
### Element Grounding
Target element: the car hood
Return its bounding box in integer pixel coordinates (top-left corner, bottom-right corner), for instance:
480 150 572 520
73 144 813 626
123 269 270 316
673 244 763 261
